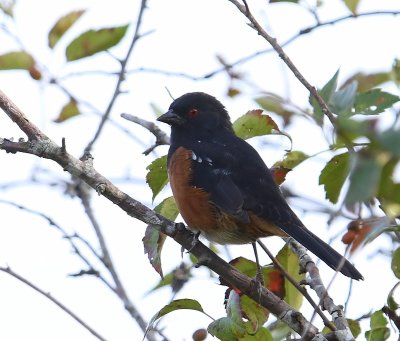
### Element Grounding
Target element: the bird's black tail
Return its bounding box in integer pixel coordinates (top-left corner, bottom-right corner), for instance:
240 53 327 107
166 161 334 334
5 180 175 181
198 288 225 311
281 219 363 280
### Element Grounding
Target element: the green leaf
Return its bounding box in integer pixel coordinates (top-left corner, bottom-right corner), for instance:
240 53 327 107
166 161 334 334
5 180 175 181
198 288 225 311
347 319 362 338
146 299 207 338
377 128 400 157
345 152 381 206
240 295 269 334
54 99 80 123
143 197 178 277
240 327 274 340
273 151 308 169
365 310 390 341
66 24 129 61
255 94 295 125
387 282 400 310
391 248 400 279
48 10 85 48
310 69 339 122
208 291 246 340
342 72 390 93
330 80 358 116
146 155 168 202
319 152 350 204
154 196 179 220
0 51 35 70
208 317 246 340
276 245 305 310
343 0 360 14
353 89 400 115
370 310 388 329
233 109 281 140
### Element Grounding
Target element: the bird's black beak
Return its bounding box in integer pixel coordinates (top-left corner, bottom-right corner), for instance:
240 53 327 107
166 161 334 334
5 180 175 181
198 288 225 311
157 109 185 126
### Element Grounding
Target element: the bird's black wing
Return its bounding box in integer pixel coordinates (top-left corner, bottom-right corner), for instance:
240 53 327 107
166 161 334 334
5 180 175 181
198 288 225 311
188 136 362 280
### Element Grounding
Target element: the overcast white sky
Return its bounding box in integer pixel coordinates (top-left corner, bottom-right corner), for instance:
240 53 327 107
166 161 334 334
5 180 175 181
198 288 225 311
1 0 400 340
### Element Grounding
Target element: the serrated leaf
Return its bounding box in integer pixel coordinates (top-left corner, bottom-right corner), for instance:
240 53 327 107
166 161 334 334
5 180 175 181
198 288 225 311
143 197 178 277
146 155 168 202
48 10 85 48
342 72 390 93
276 245 305 309
365 310 390 341
343 0 360 14
66 24 129 61
273 151 308 169
370 310 389 329
54 99 80 123
146 299 206 338
331 80 358 116
387 282 400 310
0 51 35 70
353 89 400 115
391 248 400 279
345 152 381 206
233 109 280 140
319 152 350 204
310 69 339 122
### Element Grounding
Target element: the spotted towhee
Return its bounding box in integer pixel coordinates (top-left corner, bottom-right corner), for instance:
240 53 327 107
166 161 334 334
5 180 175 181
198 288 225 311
158 92 362 280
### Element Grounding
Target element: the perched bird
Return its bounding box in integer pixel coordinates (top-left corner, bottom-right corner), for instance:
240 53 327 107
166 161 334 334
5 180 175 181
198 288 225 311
157 92 362 280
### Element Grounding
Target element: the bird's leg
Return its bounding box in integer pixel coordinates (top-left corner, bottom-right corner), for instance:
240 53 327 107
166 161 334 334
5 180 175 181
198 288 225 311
252 241 264 286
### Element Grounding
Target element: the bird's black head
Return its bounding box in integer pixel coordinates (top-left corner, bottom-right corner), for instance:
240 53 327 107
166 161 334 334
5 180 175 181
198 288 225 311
157 92 234 140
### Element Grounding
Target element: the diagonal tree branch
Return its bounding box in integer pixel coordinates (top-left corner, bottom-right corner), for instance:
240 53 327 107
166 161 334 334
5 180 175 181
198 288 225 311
0 266 106 341
0 89 325 340
84 0 148 154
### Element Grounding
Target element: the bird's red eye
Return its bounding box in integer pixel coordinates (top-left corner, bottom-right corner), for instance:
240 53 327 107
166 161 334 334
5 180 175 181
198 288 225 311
188 108 199 117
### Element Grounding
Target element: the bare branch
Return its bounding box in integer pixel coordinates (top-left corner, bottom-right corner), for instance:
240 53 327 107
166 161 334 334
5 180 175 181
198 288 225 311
288 239 355 340
121 113 170 154
84 0 149 154
0 266 107 341
226 0 356 152
0 89 323 339
257 240 336 331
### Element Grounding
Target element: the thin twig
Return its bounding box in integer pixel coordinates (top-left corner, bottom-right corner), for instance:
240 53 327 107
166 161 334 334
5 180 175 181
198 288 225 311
75 181 156 338
288 239 355 340
121 113 170 154
257 240 336 331
117 10 400 82
0 266 107 341
84 0 148 154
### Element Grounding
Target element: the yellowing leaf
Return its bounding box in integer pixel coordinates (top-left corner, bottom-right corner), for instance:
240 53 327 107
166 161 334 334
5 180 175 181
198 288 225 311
0 51 35 70
143 197 179 277
49 10 85 48
54 99 80 123
343 0 360 14
233 109 280 140
66 24 129 61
